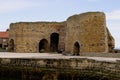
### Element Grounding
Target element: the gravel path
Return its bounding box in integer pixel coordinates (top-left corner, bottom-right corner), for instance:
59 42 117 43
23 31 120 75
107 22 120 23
0 52 120 62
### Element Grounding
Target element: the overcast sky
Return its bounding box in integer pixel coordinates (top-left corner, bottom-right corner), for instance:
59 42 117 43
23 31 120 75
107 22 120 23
0 0 120 49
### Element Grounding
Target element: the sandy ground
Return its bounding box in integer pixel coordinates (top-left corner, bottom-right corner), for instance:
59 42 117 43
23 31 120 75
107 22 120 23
0 52 120 62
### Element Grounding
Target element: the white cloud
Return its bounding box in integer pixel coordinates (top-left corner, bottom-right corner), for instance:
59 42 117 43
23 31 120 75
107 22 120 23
106 10 120 20
0 0 42 13
106 10 120 49
87 0 100 2
106 15 120 49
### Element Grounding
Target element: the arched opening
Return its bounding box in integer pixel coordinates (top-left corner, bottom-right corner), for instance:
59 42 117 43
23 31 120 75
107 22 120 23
9 39 14 52
73 42 80 55
39 39 48 53
50 33 59 52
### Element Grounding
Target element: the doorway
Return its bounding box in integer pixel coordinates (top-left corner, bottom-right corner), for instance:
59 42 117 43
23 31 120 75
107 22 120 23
39 39 48 52
9 39 14 52
50 33 59 52
73 42 80 55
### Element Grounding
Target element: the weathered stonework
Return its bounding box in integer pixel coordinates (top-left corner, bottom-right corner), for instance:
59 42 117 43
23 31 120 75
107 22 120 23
9 12 115 54
0 58 120 80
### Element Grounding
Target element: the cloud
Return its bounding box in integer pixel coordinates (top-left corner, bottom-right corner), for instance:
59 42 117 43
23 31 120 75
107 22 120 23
0 0 42 13
106 10 120 20
115 37 120 49
87 0 100 2
106 10 120 48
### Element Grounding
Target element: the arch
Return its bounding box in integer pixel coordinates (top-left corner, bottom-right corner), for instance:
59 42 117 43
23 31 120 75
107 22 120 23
9 39 14 52
73 42 80 55
39 39 48 52
50 33 59 52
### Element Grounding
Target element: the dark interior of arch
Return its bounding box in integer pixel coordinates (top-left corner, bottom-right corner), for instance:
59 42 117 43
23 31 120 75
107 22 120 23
50 33 59 52
74 42 80 55
10 39 14 51
39 39 48 52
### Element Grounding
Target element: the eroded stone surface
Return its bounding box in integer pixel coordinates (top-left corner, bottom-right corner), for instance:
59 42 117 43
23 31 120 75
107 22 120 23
8 12 114 54
0 53 120 80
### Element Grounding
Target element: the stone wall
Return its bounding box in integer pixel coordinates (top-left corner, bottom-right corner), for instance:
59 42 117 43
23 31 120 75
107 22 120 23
9 22 66 53
65 12 109 54
9 12 114 54
1 58 119 71
0 58 120 80
107 28 115 52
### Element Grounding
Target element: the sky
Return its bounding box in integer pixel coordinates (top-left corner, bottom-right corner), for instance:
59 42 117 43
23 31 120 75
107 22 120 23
0 0 120 49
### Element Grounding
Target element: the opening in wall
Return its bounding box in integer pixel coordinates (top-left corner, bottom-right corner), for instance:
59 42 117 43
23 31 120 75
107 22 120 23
39 39 48 53
50 33 59 52
73 42 80 55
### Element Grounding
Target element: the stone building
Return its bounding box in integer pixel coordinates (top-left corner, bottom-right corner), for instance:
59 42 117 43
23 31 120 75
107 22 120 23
9 12 115 55
0 30 9 49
